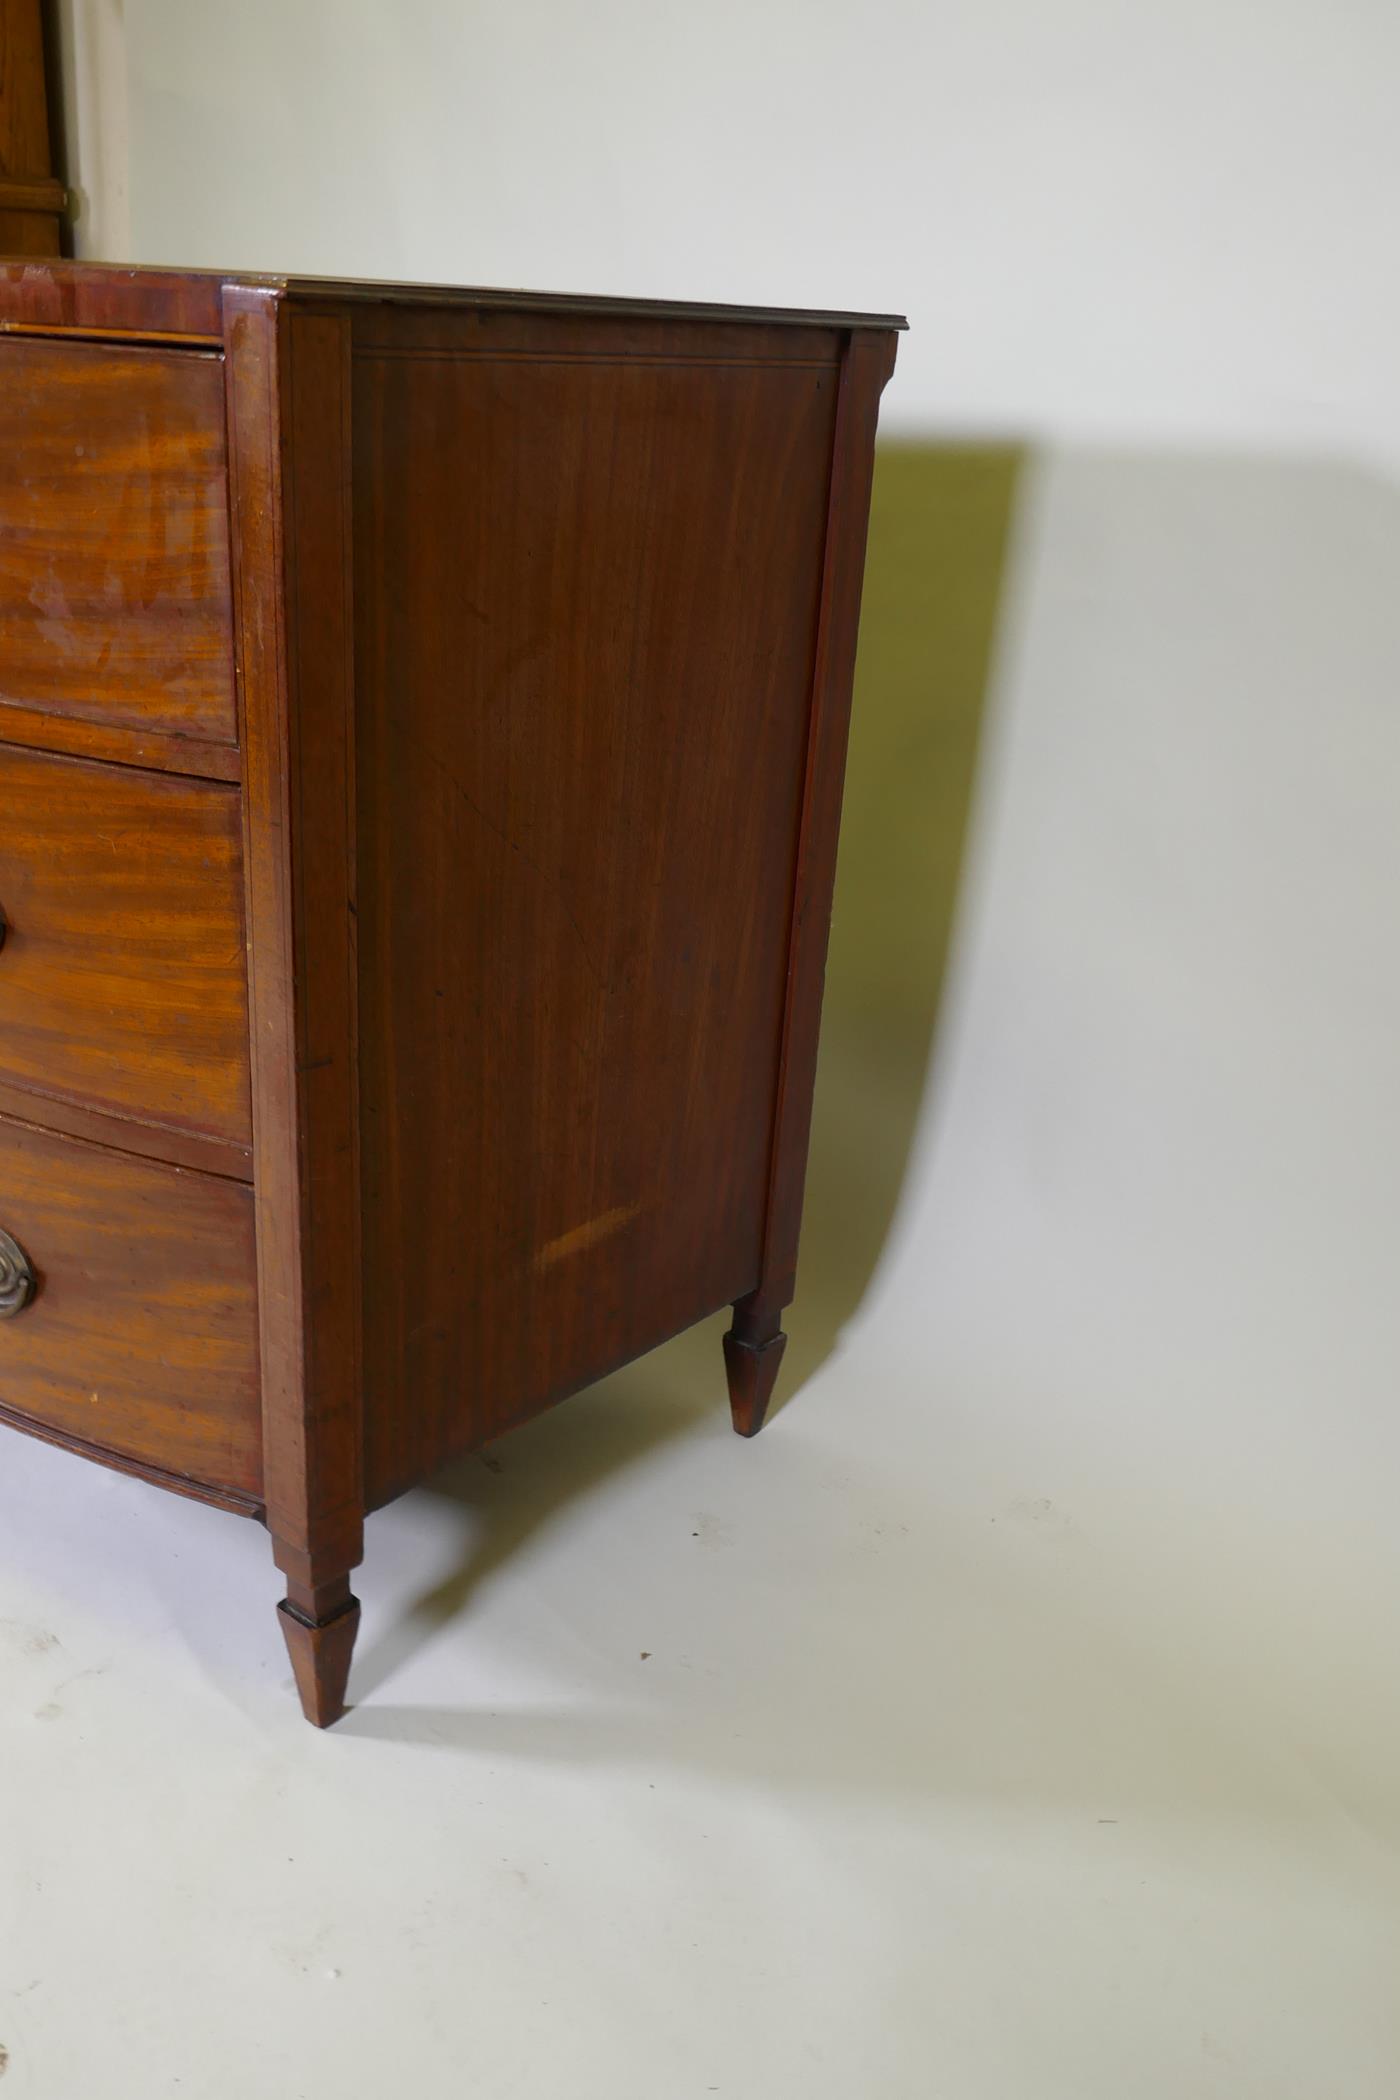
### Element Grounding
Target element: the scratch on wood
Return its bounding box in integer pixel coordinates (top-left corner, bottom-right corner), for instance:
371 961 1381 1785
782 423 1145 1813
535 1202 641 1272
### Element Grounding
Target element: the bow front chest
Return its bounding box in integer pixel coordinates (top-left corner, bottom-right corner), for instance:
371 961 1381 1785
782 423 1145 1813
0 262 901 1724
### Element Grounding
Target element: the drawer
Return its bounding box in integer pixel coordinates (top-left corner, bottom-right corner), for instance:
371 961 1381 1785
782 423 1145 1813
0 1114 261 1499
0 746 252 1149
0 336 236 746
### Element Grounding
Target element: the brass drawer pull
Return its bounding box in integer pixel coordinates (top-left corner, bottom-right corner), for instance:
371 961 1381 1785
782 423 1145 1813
0 1227 35 1317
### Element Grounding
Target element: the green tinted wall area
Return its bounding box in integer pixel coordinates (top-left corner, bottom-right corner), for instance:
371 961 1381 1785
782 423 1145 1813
789 441 1026 1389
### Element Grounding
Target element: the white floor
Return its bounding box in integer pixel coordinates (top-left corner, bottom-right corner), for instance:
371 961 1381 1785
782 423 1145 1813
3 446 1400 2098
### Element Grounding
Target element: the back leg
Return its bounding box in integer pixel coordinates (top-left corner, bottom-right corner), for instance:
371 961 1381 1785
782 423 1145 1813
723 1297 788 1437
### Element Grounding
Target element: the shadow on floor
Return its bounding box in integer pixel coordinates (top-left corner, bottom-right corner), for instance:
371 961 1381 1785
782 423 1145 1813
352 441 1026 1704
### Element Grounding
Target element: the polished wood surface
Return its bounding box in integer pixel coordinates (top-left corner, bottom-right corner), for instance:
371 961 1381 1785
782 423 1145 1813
0 260 900 1724
0 0 53 178
0 337 236 745
0 698 243 782
223 290 366 1629
353 305 838 1501
0 264 225 341
729 329 899 1371
0 1112 261 1495
0 743 251 1147
279 1584 360 1729
0 1072 249 1179
0 257 904 340
722 1325 787 1439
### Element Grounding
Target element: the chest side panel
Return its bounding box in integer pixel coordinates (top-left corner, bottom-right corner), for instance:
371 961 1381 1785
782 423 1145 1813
353 310 839 1498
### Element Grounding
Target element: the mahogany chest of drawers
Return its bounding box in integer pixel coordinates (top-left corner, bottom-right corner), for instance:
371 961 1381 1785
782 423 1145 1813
0 261 901 1724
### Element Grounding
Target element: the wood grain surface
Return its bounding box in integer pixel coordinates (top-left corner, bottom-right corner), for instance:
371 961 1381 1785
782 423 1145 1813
223 289 365 1602
0 1112 261 1496
0 744 252 1148
0 0 63 256
352 306 840 1500
0 336 236 743
742 329 900 1325
0 258 905 342
0 0 53 177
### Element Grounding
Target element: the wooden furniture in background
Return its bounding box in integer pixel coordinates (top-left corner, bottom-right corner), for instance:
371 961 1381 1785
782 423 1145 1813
0 0 66 254
0 261 902 1724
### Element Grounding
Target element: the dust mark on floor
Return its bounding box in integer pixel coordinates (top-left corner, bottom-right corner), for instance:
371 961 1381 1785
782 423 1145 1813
0 1623 59 1657
690 1512 732 1551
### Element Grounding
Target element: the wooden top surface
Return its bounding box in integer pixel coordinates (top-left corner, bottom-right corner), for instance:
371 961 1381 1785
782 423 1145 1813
0 258 907 342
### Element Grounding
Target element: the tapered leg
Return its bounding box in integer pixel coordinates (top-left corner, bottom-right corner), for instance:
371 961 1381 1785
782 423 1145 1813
277 1572 361 1728
723 1298 788 1437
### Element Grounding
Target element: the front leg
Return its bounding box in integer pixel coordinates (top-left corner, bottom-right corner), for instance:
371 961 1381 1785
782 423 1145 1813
275 1553 361 1728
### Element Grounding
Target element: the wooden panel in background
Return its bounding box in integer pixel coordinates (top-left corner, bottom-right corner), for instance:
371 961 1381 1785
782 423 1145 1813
0 0 63 255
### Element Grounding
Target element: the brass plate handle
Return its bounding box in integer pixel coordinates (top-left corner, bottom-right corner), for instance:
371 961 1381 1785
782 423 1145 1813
0 1227 35 1318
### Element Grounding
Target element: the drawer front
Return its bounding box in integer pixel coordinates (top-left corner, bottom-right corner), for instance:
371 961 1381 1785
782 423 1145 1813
0 337 236 746
0 746 252 1148
0 1115 261 1498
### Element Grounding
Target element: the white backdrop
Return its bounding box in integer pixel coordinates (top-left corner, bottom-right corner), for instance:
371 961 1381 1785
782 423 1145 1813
54 0 1400 458
17 6 1400 2096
